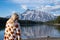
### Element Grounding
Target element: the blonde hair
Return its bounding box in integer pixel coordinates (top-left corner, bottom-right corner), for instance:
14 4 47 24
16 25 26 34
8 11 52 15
7 13 19 23
11 13 19 20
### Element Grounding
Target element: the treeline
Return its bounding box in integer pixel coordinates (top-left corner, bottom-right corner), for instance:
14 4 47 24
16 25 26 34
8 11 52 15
45 16 60 24
0 17 7 30
0 17 43 30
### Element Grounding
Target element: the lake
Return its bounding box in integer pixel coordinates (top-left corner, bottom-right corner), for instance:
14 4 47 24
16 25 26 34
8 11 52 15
0 24 60 40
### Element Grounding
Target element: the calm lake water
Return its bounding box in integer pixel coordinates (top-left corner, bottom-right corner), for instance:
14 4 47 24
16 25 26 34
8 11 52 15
0 25 60 40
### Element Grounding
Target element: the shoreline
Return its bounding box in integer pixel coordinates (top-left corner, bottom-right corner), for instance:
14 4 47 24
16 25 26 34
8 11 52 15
44 23 60 26
53 24 60 26
22 37 60 40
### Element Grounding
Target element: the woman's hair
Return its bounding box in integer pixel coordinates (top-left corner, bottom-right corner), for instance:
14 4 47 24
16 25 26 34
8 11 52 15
12 13 19 17
11 13 19 21
6 13 19 24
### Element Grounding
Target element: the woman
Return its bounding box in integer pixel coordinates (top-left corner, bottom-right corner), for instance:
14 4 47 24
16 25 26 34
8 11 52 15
4 13 21 40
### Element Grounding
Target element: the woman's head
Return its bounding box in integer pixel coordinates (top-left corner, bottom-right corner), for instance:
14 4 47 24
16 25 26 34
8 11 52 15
11 13 19 21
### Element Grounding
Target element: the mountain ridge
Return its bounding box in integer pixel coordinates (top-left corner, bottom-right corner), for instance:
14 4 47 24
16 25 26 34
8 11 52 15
20 9 56 22
6 9 56 22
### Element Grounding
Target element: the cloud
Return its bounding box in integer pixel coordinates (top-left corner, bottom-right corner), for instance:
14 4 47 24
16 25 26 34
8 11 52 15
21 5 27 10
54 0 60 5
8 0 60 14
46 5 60 12
9 0 56 4
9 0 60 9
36 5 60 12
9 0 60 6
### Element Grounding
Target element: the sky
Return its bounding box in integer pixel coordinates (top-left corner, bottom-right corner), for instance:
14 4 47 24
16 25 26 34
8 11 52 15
0 0 60 17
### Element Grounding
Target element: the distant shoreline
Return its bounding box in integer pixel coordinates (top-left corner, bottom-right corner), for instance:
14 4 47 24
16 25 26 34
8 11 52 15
22 37 60 40
53 24 60 26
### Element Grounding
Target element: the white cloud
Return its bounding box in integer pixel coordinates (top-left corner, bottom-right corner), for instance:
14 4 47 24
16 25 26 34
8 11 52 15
9 0 55 4
8 0 60 14
36 5 60 12
47 5 60 11
54 0 60 5
9 0 60 10
9 0 60 6
21 5 27 10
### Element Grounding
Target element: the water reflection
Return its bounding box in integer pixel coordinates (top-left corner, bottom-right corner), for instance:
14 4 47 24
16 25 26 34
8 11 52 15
0 25 60 40
21 25 60 39
0 30 4 40
56 26 60 32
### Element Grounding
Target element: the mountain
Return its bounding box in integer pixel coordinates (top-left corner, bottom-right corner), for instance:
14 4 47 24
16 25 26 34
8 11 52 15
6 9 56 22
20 9 56 22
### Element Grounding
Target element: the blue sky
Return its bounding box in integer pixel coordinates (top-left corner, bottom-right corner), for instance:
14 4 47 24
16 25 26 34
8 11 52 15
0 0 60 17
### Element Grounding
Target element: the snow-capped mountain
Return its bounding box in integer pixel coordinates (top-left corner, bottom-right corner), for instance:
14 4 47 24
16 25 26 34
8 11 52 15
20 9 56 22
6 9 56 22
